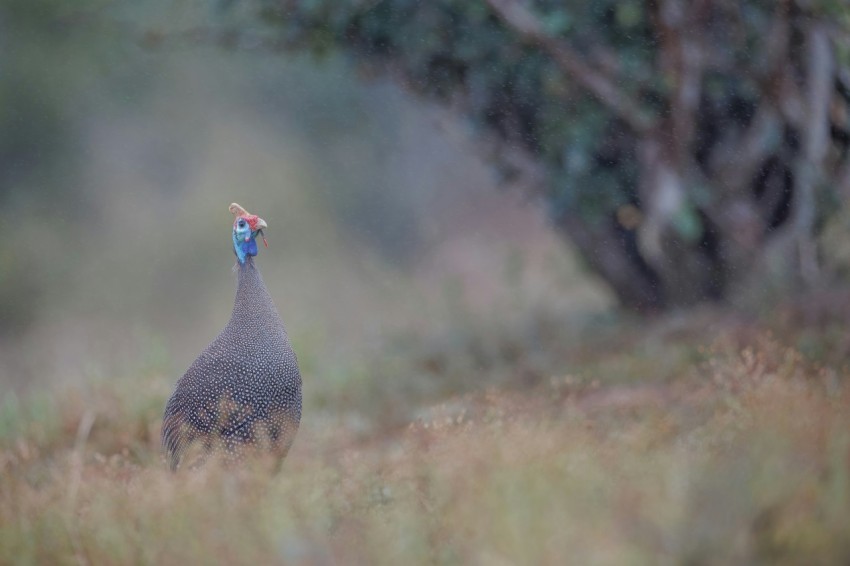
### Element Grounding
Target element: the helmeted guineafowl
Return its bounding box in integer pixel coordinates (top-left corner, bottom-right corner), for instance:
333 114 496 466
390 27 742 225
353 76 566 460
161 203 302 470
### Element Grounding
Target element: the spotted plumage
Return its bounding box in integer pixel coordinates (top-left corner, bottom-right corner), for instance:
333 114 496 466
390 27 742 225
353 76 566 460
162 204 301 470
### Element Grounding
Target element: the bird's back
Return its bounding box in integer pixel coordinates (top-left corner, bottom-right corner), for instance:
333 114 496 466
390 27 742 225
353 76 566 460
162 258 301 469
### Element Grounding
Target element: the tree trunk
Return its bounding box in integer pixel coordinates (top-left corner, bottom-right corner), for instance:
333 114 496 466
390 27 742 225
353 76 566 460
552 210 664 313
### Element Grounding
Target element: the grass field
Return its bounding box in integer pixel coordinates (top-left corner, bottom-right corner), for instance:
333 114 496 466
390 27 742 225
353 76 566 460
2 302 849 565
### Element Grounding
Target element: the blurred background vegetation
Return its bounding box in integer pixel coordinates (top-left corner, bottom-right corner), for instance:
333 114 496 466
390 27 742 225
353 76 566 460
2 0 849 392
252 0 850 311
0 0 611 406
2 1 850 563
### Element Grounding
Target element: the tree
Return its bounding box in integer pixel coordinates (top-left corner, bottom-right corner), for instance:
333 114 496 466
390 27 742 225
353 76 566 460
243 0 850 311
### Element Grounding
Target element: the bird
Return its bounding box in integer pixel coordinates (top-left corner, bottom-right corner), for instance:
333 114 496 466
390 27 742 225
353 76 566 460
161 203 302 470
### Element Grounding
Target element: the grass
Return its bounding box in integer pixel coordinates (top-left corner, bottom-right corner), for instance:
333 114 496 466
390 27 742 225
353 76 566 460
1 307 849 565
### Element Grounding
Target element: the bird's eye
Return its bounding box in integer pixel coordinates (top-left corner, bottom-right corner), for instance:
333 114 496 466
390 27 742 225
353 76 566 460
238 220 246 228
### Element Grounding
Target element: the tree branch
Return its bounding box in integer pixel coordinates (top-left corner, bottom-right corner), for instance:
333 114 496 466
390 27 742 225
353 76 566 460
837 159 850 203
704 1 788 193
485 0 655 134
792 23 834 284
836 68 850 106
648 0 708 163
709 104 782 194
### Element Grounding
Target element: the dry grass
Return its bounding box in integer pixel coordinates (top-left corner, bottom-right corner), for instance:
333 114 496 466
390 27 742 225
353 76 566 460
2 321 849 565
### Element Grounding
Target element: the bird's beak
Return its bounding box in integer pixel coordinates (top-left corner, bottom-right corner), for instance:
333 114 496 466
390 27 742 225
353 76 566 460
256 217 268 248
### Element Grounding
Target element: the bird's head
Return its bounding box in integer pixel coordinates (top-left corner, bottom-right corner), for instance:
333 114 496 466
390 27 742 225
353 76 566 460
230 202 268 264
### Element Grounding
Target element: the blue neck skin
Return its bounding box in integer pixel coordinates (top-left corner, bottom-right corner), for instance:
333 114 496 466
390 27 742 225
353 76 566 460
233 231 259 264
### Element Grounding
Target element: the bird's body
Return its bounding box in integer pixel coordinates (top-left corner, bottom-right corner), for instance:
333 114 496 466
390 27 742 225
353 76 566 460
162 204 301 470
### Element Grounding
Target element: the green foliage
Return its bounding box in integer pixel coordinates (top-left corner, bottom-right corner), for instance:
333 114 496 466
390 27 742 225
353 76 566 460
248 0 788 209
238 0 850 309
250 0 659 214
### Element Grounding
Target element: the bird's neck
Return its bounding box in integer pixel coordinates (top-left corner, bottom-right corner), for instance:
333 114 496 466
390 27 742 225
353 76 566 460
233 257 274 318
237 256 255 272
233 257 264 315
